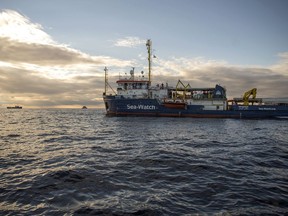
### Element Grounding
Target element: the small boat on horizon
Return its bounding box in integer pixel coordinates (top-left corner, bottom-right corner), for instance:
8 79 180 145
7 106 22 109
82 106 88 109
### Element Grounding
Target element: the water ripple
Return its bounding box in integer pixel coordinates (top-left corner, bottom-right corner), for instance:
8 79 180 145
1 109 288 215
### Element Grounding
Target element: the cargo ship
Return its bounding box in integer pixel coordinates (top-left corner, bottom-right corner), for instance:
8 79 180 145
103 40 288 119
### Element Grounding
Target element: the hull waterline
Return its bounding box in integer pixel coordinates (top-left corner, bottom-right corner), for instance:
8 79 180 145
104 97 288 119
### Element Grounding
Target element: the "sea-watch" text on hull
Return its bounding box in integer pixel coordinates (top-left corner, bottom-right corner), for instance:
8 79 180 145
127 104 156 110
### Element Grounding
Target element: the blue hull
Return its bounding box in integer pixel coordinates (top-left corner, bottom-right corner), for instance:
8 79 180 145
104 96 288 119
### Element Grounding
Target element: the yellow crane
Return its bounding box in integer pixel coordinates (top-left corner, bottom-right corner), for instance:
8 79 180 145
174 80 191 100
243 88 257 105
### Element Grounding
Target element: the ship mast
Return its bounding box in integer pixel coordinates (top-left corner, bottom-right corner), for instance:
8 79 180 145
103 67 116 95
146 39 152 86
104 66 108 95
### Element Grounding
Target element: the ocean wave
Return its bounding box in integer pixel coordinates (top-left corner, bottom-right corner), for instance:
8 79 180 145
1 109 288 215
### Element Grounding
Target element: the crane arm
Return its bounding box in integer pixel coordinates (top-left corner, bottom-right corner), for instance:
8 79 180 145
243 88 257 105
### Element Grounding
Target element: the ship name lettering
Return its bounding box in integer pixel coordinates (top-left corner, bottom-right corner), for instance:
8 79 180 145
258 107 276 111
127 104 156 110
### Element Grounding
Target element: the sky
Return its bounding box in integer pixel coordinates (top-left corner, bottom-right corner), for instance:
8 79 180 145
0 0 288 108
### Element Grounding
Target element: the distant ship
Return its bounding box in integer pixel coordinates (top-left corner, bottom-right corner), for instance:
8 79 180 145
103 40 288 119
7 106 22 109
82 106 88 109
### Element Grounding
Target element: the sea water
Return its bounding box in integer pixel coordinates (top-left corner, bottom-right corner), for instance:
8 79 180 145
1 109 288 215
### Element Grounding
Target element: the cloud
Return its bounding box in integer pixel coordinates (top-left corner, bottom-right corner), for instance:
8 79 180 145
0 10 133 68
0 37 103 66
149 56 288 98
101 54 288 102
0 66 105 107
0 10 133 107
1 9 287 108
114 36 146 48
0 9 55 45
270 52 288 75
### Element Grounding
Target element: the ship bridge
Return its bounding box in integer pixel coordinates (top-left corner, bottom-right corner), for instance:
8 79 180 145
116 68 150 98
